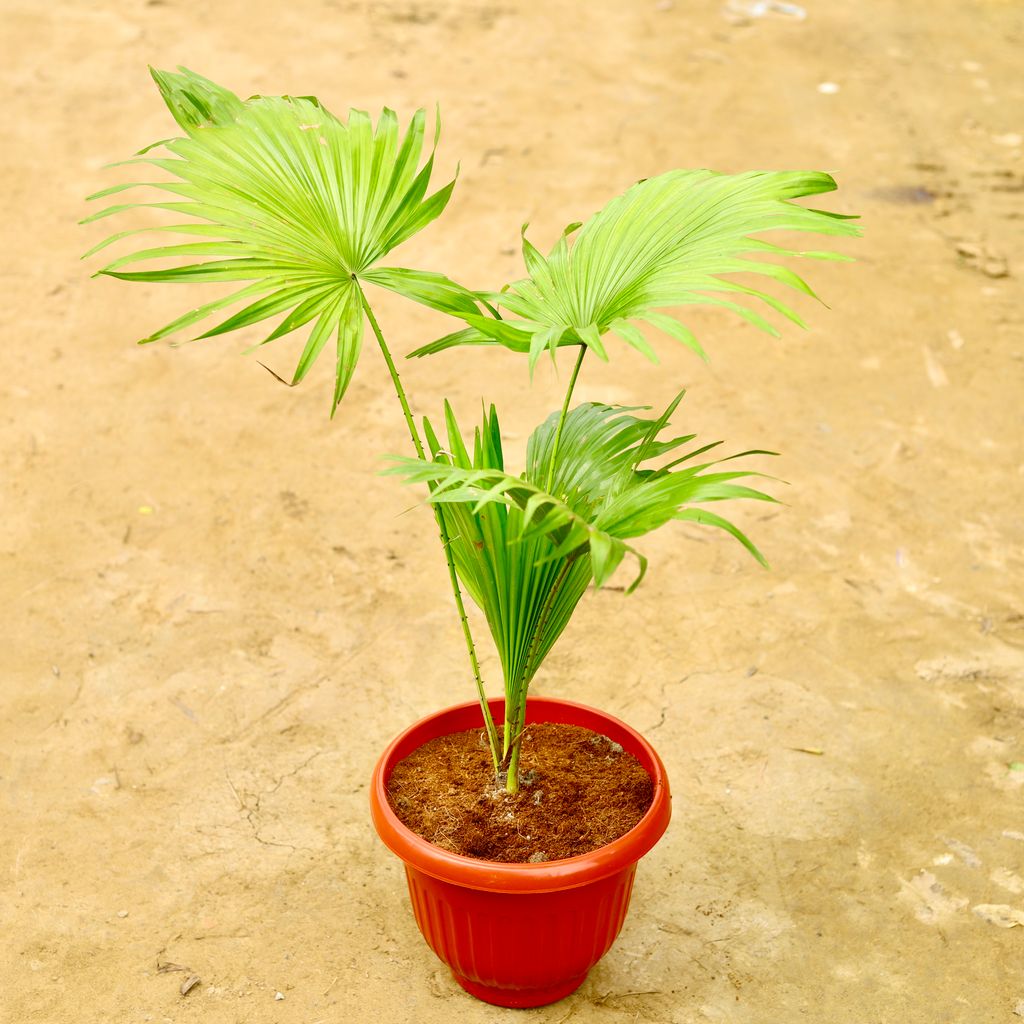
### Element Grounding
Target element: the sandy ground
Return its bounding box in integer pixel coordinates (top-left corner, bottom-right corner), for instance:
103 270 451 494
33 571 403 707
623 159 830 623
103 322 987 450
2 0 1023 1020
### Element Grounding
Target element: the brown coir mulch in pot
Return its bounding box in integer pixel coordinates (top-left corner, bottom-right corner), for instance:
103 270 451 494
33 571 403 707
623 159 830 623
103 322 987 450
386 722 654 863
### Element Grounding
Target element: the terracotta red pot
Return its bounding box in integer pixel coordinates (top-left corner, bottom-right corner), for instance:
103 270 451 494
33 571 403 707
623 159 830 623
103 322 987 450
369 695 672 1008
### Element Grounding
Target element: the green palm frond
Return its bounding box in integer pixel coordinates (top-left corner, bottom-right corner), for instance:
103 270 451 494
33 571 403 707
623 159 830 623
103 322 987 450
410 169 859 370
421 403 595 703
385 393 776 703
82 66 479 414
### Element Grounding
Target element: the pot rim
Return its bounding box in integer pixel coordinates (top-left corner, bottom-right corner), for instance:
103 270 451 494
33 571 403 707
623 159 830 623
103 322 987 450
369 695 672 893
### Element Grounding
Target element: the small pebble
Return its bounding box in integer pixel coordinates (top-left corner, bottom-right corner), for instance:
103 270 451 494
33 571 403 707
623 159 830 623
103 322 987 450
817 81 840 95
275 991 285 1001
527 851 548 863
117 910 129 918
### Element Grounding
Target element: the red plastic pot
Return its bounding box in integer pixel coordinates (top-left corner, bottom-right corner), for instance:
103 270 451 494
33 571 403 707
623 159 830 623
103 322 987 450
369 695 672 1008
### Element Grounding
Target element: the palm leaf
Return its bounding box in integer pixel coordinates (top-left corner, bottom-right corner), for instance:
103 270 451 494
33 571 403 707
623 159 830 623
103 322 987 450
411 168 859 370
385 393 775 702
82 66 480 414
417 405 595 704
386 438 643 590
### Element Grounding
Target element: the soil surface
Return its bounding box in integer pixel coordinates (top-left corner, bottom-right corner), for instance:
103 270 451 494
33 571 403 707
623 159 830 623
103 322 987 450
2 1 1023 1022
387 724 654 861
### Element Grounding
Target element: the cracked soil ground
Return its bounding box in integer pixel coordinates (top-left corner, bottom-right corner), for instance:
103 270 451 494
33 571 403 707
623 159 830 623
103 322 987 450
2 1 1023 1021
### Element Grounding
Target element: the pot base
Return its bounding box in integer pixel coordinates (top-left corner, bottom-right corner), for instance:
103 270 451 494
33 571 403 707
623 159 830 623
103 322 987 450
452 969 587 1008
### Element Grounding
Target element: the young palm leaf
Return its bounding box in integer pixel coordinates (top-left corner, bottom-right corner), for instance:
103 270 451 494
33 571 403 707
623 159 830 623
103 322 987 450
82 66 479 415
386 393 775 787
410 169 859 370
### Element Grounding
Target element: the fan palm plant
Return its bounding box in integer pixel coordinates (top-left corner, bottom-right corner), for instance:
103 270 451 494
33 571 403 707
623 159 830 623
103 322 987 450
84 67 857 795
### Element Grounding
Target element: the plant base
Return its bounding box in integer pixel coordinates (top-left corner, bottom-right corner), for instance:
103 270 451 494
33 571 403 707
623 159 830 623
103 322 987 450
386 722 654 861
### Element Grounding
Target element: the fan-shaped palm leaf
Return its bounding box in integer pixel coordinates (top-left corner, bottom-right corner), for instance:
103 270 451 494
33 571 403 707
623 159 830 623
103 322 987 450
411 168 859 370
82 66 479 414
386 392 775 779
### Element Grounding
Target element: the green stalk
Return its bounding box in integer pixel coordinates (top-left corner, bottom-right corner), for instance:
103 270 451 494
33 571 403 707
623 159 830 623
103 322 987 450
545 344 587 493
503 695 528 794
357 283 501 769
357 284 426 459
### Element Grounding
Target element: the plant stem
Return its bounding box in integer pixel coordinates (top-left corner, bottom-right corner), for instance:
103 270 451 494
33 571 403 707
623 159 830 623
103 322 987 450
356 283 501 769
503 698 528 794
545 344 587 493
358 285 425 459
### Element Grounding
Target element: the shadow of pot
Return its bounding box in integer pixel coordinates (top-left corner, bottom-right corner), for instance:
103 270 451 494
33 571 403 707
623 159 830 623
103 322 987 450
369 695 672 1008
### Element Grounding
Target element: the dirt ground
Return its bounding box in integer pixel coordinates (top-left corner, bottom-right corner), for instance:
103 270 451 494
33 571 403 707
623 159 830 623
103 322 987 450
2 0 1023 1021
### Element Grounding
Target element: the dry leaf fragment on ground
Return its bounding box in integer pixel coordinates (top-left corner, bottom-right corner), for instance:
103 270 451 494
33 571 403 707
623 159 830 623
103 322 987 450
991 868 1024 895
179 975 201 996
973 904 1024 928
156 962 188 974
954 240 1011 278
942 837 981 868
899 871 969 924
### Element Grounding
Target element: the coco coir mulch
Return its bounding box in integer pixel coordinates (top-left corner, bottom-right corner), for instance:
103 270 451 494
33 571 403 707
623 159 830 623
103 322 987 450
386 722 654 863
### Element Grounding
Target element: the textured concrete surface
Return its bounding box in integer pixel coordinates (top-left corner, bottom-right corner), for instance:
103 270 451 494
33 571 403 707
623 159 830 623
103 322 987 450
2 1 1022 1021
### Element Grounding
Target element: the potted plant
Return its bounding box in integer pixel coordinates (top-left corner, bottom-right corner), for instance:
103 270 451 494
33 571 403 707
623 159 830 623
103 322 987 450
84 67 857 1007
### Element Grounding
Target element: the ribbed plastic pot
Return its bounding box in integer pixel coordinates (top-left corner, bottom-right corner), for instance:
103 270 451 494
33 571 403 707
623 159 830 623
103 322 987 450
369 696 672 1008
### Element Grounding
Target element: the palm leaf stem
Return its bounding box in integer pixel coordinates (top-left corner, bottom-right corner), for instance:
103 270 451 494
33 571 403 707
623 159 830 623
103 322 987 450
357 284 425 458
438 504 501 771
357 283 501 767
544 345 587 493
